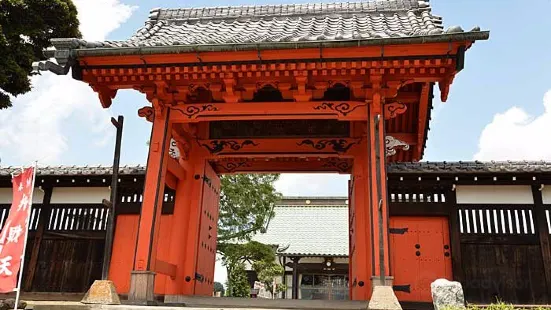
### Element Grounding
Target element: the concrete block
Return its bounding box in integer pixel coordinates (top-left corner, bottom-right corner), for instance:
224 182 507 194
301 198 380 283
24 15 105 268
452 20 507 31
80 280 121 305
368 285 402 310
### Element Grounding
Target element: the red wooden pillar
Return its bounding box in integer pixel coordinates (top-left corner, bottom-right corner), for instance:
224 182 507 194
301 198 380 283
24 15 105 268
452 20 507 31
368 77 391 288
129 103 172 303
350 146 373 300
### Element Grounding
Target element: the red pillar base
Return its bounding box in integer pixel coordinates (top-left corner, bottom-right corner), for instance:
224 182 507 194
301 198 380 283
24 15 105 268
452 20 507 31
128 271 157 305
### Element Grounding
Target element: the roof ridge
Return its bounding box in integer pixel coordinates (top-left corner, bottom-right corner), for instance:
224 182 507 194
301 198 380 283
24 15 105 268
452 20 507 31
148 0 430 22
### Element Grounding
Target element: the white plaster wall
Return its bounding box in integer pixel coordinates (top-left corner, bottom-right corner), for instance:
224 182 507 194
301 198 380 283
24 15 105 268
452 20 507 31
456 185 533 204
542 187 551 204
0 188 44 204
50 187 110 204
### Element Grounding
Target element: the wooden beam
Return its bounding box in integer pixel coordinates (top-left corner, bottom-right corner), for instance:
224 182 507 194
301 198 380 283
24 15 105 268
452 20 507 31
24 186 53 291
197 137 363 158
165 171 178 190
416 83 430 161
389 202 448 216
167 157 185 180
169 101 369 123
79 42 469 67
532 185 551 298
212 158 353 174
155 259 177 279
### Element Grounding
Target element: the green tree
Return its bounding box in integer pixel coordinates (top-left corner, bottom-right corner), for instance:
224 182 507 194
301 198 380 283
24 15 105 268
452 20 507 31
226 262 250 298
217 174 282 297
253 260 286 295
0 0 81 108
218 174 281 243
213 281 225 297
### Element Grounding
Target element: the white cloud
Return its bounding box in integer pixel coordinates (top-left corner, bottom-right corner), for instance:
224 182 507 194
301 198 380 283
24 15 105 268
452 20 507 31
0 1 136 165
474 90 551 161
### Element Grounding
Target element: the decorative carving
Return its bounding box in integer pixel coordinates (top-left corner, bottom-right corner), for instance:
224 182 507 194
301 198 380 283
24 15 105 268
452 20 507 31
201 140 259 154
439 75 455 102
385 136 410 157
321 159 353 173
176 140 191 160
169 139 180 159
92 86 117 108
209 120 349 139
172 104 219 119
313 102 366 117
297 139 358 153
217 161 252 173
384 102 408 119
138 107 154 122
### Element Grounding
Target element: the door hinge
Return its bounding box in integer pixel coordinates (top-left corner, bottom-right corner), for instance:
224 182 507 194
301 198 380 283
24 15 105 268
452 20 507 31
389 227 408 234
393 284 411 293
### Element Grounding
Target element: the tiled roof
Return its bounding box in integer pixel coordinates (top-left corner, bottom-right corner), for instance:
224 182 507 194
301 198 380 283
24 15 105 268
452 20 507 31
46 0 487 56
0 165 146 177
387 161 551 174
2 161 551 178
253 205 349 256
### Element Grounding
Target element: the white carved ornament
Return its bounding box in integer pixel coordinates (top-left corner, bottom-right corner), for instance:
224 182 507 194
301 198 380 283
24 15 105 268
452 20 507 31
385 135 409 157
168 138 180 159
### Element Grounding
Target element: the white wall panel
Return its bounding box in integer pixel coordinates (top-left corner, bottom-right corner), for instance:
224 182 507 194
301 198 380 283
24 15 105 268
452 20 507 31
51 187 110 204
542 187 551 204
456 185 533 204
0 188 44 204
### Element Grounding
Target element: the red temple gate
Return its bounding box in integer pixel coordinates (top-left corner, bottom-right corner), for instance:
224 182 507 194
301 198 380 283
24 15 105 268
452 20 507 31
35 0 489 304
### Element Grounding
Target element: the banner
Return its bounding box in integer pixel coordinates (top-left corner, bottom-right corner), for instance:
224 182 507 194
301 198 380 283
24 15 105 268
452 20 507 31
0 167 35 292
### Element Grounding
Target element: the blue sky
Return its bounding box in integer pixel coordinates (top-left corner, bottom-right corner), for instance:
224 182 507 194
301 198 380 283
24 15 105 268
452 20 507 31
1 0 551 196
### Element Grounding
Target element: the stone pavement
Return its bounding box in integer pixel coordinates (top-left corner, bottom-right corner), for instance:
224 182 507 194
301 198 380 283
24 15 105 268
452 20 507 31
28 298 369 310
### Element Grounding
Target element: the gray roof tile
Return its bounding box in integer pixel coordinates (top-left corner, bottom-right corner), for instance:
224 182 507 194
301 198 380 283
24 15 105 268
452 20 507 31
1 161 551 178
50 0 485 52
0 165 146 177
253 205 349 256
387 161 551 174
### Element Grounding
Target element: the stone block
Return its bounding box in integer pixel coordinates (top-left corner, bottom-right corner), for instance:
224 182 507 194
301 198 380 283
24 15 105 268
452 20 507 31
368 285 402 310
1 298 27 310
81 280 121 305
431 278 465 310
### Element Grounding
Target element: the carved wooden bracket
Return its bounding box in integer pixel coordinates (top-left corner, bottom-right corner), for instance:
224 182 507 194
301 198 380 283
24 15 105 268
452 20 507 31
439 75 455 102
293 76 312 101
385 135 410 157
384 102 408 120
92 86 117 108
223 78 240 103
138 106 154 123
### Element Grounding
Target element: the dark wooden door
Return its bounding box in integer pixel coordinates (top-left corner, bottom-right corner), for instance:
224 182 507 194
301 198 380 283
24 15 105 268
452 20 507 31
194 163 220 296
390 217 452 302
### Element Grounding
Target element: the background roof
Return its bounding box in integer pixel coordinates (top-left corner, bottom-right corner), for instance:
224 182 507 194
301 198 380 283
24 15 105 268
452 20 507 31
253 202 349 256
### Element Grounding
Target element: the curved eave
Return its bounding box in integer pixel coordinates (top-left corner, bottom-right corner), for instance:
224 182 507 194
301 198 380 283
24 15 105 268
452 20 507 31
70 31 489 58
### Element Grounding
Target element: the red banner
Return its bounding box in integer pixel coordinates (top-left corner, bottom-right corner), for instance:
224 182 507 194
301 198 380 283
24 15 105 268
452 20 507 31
0 167 35 292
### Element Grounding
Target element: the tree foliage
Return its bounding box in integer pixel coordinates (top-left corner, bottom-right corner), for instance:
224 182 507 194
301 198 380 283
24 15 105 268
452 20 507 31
213 281 225 297
216 174 282 297
219 241 285 298
218 174 281 243
226 262 250 297
0 0 81 108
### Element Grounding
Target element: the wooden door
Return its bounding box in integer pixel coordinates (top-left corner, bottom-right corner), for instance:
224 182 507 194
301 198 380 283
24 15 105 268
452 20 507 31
193 163 220 295
390 217 452 302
